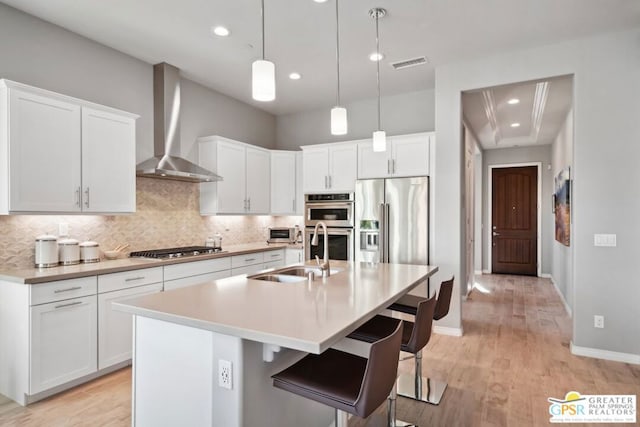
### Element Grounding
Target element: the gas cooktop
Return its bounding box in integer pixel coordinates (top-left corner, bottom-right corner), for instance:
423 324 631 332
129 246 227 259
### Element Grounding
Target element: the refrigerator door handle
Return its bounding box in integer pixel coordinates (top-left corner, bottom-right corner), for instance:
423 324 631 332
385 203 391 263
379 203 386 263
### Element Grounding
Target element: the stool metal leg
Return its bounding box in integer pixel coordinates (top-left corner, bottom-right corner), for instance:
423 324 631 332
396 350 447 405
387 380 417 427
335 409 349 427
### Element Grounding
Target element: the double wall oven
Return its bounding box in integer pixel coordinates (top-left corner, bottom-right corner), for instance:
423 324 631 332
304 193 354 261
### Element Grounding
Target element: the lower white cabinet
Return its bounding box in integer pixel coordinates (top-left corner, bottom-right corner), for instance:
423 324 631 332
230 249 285 276
164 271 230 291
30 294 97 394
98 283 162 369
286 248 304 265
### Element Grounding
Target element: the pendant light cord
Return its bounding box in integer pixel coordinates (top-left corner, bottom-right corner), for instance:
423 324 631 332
375 11 381 131
261 0 266 60
335 0 341 107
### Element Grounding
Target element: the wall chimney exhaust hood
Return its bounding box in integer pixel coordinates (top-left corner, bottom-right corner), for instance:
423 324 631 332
136 63 222 183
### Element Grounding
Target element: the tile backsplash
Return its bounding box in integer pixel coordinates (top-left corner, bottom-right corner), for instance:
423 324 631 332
0 177 302 269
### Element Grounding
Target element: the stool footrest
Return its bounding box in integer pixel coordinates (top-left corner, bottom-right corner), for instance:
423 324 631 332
396 372 447 405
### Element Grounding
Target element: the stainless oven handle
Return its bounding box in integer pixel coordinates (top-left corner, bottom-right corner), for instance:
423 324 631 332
379 203 385 263
303 202 354 208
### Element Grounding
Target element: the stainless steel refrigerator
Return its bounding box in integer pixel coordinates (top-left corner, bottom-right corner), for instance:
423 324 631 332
355 177 429 267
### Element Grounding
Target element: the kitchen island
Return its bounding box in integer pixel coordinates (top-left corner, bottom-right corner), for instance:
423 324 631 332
115 261 438 427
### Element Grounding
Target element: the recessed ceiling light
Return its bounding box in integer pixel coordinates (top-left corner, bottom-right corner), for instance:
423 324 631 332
313 0 329 3
289 72 302 80
369 52 385 61
510 122 521 128
212 26 230 37
507 98 520 105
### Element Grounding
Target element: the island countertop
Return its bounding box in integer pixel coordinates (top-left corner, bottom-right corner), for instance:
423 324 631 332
114 261 438 354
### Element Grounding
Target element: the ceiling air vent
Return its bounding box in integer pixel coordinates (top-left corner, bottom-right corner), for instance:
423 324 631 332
391 56 428 70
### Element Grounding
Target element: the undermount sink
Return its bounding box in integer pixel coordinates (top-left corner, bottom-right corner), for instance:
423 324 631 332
249 274 306 283
248 266 343 283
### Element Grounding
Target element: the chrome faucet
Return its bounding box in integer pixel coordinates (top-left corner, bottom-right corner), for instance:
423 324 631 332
311 221 330 278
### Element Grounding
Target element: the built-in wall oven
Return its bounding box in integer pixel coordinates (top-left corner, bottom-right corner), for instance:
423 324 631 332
305 193 354 261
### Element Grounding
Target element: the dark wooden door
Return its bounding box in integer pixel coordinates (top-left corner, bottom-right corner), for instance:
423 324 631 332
491 166 537 275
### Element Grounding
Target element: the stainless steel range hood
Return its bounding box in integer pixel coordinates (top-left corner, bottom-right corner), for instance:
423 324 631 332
136 62 222 183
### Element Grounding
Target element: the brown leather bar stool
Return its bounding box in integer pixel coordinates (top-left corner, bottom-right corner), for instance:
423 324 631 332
348 295 437 427
388 277 454 405
272 320 403 427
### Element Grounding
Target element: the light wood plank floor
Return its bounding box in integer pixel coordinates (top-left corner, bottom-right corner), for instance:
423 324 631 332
1 274 638 426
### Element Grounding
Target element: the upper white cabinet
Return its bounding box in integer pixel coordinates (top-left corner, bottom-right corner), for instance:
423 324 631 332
357 132 432 179
301 143 357 193
270 151 297 215
0 80 138 214
199 136 270 215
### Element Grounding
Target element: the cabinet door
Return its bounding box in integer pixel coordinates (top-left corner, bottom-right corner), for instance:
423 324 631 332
391 133 430 177
246 147 270 214
302 148 329 193
9 89 82 212
98 283 162 369
285 248 303 265
328 144 357 191
216 141 246 214
358 141 391 179
30 295 97 394
81 107 136 213
270 151 296 214
295 152 304 215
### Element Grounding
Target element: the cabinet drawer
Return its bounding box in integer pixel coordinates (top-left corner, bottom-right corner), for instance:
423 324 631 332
263 249 284 262
264 260 284 270
30 276 97 306
98 267 163 294
163 257 231 282
231 264 265 277
231 252 264 268
164 270 230 291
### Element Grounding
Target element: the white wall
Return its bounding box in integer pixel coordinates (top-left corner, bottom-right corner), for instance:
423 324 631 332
0 3 276 165
474 150 483 274
435 28 640 356
551 109 574 314
276 89 435 149
482 146 553 274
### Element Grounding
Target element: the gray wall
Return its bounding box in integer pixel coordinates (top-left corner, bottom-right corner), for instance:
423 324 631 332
551 109 574 314
435 28 640 356
276 89 435 149
0 3 276 165
482 146 553 275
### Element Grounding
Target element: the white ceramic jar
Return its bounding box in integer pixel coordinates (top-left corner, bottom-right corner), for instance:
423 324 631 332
35 235 58 268
58 238 80 265
79 241 100 263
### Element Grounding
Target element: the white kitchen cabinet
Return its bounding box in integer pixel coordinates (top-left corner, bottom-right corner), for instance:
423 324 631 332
0 80 138 214
285 247 304 265
164 271 230 291
357 132 431 179
163 257 232 291
270 151 297 215
199 136 270 215
98 283 162 369
97 268 163 370
229 249 285 276
301 143 357 193
30 294 97 394
295 152 304 215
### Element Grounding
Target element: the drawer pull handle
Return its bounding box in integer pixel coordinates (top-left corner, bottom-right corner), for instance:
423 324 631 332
245 258 256 262
271 254 279 258
125 276 145 282
54 286 82 293
55 301 83 309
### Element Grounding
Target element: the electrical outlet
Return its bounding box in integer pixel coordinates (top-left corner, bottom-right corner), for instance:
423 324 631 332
58 222 69 237
218 359 232 390
594 315 604 329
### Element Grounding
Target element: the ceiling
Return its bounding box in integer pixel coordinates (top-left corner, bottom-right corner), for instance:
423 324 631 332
2 0 639 115
462 76 573 150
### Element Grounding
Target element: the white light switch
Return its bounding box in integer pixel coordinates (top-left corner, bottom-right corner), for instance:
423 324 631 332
58 222 69 237
594 234 616 247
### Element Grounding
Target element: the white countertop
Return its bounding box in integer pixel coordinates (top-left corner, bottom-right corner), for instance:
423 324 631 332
114 261 438 354
0 242 299 284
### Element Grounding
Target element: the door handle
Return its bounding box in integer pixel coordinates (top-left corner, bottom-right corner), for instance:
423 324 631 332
84 187 90 208
493 231 500 236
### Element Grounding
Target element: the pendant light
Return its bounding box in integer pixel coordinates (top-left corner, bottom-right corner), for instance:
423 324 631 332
252 0 275 101
370 8 386 152
330 0 347 135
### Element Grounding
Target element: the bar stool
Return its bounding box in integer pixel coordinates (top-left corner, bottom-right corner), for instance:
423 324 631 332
348 295 437 427
388 277 454 405
272 320 403 427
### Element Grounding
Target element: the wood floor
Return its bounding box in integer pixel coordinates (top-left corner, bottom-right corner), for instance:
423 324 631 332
1 274 638 426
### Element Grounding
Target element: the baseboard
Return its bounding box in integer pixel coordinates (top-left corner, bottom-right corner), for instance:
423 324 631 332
570 342 640 365
540 273 551 278
474 270 483 276
433 325 463 337
548 275 572 317
482 269 491 274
